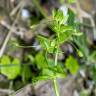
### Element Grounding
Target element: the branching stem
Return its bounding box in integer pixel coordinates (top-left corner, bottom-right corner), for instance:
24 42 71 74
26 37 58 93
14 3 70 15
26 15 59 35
32 0 60 96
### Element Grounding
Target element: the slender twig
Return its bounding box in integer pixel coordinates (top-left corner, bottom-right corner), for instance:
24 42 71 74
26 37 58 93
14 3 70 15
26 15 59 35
10 1 22 16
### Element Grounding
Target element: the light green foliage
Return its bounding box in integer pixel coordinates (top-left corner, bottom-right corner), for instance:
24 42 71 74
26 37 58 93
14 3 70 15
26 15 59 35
33 9 80 96
74 33 89 59
89 51 96 61
80 90 89 96
0 55 11 67
68 0 76 3
41 66 66 79
35 52 48 68
59 0 64 4
33 52 66 83
33 66 66 83
59 0 76 4
52 9 81 44
77 49 84 57
90 51 96 82
68 8 75 26
37 36 56 53
65 55 79 75
52 9 68 24
21 66 32 83
34 9 80 82
38 9 81 53
91 65 96 83
0 55 21 80
27 54 34 63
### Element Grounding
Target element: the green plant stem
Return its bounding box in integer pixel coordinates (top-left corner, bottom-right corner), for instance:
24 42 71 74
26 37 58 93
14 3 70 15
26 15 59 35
32 1 60 96
55 50 58 66
53 79 60 96
53 49 60 96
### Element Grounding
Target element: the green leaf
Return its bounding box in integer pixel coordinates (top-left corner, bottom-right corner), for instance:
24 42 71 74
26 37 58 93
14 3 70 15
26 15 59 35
42 68 54 76
52 65 66 78
37 35 56 53
27 55 34 63
73 33 89 58
77 49 84 57
60 25 73 32
52 9 68 24
59 0 64 4
32 75 54 83
80 90 89 96
0 55 11 65
65 55 79 75
68 0 76 3
68 9 75 25
37 35 50 49
58 30 72 44
33 66 66 83
35 52 48 68
21 66 32 82
53 10 64 21
90 51 96 61
0 56 21 80
91 65 96 83
42 66 66 78
52 24 73 34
